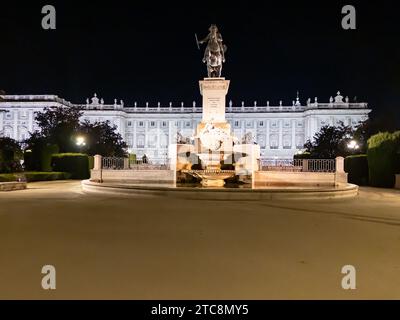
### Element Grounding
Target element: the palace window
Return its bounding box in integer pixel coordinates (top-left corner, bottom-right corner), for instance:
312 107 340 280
138 121 144 127
19 111 28 118
185 121 191 128
257 135 266 148
234 121 240 127
282 134 292 149
259 121 264 127
162 121 167 128
126 134 133 147
270 134 279 149
160 134 169 147
137 135 145 148
148 135 157 148
127 121 132 127
296 135 304 149
150 121 156 128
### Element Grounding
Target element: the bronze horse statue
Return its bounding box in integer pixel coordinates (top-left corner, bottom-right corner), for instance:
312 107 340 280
198 25 227 78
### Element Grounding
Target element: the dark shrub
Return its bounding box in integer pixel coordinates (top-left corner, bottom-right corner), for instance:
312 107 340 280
0 160 23 173
51 153 90 179
0 137 22 173
367 131 400 188
345 155 369 186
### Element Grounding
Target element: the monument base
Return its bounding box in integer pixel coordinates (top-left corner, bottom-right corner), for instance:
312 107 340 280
201 179 225 187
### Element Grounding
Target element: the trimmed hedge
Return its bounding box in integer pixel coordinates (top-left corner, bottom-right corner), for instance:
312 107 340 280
367 131 400 188
0 172 71 182
129 153 137 163
24 144 59 172
0 174 18 182
88 155 94 170
51 153 90 179
41 144 59 172
345 155 369 186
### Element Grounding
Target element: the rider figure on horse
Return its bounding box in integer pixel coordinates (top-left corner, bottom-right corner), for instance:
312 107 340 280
198 25 227 77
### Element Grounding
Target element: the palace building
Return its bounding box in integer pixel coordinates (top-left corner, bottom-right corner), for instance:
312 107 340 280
0 92 371 163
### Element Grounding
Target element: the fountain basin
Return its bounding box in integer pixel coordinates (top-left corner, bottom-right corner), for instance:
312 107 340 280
182 169 236 187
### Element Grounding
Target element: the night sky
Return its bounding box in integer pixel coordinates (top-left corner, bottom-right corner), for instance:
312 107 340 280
1 1 399 123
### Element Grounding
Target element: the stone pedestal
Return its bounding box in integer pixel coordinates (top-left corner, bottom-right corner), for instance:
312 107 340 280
199 78 230 123
195 78 233 158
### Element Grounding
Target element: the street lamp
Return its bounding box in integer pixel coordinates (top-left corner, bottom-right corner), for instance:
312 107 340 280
76 136 86 148
347 139 360 150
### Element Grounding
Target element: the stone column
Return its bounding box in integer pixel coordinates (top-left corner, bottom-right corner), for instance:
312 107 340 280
336 157 345 173
94 155 102 170
144 121 148 154
278 120 283 150
13 111 18 140
92 155 103 182
123 158 129 169
133 121 137 149
335 157 348 185
291 119 296 150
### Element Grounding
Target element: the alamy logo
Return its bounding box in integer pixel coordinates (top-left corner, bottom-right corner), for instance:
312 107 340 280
341 5 356 30
341 265 356 290
41 265 56 290
41 5 56 30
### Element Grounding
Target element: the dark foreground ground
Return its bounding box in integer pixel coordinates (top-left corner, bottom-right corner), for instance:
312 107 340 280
0 181 399 299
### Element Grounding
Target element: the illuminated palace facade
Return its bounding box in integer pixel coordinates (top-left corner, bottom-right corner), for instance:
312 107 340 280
0 92 371 163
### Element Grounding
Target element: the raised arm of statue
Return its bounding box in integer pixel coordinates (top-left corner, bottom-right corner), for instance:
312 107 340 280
198 34 210 44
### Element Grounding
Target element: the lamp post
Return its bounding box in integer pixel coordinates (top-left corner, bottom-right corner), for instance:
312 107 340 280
347 139 360 152
76 136 86 151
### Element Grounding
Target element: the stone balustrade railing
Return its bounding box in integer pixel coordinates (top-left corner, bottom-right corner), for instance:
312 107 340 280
78 102 368 113
260 158 338 173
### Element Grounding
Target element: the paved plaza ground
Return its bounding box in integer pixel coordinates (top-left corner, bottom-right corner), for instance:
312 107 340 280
0 181 399 299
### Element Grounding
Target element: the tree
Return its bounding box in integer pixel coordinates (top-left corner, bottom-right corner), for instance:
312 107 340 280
33 105 83 152
304 122 354 159
354 115 399 153
0 137 23 173
79 120 127 157
25 106 127 157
